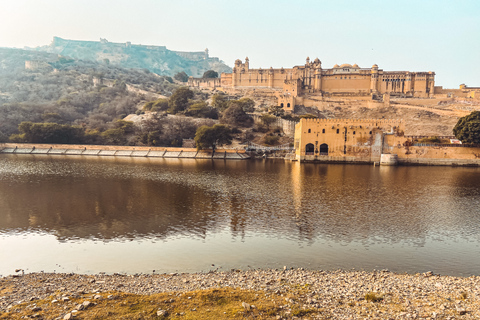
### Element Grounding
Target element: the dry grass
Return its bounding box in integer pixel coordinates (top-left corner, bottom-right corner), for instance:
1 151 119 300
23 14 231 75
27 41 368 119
0 288 292 320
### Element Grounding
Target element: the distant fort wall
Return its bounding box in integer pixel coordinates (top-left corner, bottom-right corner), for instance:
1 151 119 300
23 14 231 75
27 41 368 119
51 36 168 51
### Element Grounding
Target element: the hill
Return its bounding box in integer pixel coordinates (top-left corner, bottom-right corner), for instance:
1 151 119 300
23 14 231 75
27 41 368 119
31 37 232 77
0 47 176 139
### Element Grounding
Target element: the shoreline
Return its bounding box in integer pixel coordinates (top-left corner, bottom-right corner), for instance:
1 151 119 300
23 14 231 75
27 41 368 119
0 143 250 160
3 143 480 167
2 269 479 319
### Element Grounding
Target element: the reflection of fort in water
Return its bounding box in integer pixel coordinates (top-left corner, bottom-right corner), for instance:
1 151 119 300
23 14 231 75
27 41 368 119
1 155 479 246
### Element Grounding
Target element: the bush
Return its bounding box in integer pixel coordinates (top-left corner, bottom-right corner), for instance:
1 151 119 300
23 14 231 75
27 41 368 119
263 134 279 145
418 136 441 144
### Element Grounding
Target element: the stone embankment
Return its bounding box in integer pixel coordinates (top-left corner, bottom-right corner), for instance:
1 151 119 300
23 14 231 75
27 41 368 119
1 269 479 319
0 143 249 160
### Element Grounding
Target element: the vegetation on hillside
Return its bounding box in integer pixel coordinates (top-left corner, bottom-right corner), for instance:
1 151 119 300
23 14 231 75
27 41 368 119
0 48 294 148
453 111 480 144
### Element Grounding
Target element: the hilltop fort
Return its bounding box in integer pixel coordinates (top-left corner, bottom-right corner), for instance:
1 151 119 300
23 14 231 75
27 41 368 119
32 37 232 77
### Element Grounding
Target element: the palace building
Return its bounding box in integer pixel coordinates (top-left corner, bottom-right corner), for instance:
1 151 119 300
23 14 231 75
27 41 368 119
189 57 436 112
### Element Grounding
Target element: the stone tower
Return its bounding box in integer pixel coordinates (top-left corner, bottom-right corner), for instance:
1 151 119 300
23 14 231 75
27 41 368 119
314 58 322 92
370 64 379 93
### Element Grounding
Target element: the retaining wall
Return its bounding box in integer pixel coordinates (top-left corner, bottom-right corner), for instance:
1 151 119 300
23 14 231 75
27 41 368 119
0 143 249 160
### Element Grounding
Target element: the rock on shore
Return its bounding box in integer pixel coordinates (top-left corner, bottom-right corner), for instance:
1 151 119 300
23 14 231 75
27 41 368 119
1 269 479 319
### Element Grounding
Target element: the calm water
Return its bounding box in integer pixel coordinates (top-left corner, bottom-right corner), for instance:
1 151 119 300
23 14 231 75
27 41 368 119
1 154 480 276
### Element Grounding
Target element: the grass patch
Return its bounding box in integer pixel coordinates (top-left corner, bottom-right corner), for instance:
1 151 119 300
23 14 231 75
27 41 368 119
365 292 384 302
0 288 288 320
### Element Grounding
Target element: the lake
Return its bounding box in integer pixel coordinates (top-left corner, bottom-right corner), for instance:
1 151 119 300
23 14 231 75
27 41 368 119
1 154 480 276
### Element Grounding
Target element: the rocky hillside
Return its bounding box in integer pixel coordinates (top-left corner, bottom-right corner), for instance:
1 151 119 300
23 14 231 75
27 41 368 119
0 47 176 139
31 37 232 77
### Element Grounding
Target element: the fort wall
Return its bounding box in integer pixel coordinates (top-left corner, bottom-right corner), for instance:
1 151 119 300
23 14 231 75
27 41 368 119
294 118 480 166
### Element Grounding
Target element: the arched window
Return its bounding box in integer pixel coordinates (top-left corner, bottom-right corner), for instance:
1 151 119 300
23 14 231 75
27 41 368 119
319 143 329 155
336 129 340 134
308 129 311 133
287 103 291 108
280 103 284 108
322 129 325 133
305 143 314 155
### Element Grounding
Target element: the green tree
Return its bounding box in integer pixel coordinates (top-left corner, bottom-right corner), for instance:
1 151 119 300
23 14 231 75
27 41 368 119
234 98 255 112
185 101 218 119
174 71 189 82
202 70 218 78
221 104 253 127
101 120 135 145
194 124 232 150
211 93 228 111
168 87 194 114
11 122 85 144
453 111 480 144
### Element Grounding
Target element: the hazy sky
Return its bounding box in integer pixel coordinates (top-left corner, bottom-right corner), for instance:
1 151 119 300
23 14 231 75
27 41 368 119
0 0 478 88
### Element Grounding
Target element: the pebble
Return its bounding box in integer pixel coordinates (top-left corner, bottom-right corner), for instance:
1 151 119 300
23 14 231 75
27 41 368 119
157 309 168 316
1 269 479 319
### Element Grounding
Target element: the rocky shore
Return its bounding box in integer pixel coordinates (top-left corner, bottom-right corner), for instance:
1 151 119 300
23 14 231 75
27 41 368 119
1 269 479 319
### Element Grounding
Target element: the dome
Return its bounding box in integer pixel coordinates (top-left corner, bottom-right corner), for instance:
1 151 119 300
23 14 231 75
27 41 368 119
340 63 353 68
372 64 378 68
333 64 339 68
314 58 321 64
352 63 359 68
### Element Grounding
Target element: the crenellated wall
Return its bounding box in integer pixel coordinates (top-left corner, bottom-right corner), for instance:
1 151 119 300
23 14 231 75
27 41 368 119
294 118 480 166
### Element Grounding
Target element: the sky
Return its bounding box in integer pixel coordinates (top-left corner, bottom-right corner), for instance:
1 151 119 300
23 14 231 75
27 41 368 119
0 0 478 88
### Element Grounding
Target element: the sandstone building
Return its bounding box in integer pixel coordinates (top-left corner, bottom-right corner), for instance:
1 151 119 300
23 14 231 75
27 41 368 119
294 118 480 166
189 57 436 112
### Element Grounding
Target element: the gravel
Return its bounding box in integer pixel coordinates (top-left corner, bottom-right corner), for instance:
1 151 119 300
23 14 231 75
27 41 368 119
1 268 479 319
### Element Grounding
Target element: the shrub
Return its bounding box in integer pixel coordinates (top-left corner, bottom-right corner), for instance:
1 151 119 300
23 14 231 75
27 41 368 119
364 292 383 302
263 134 279 145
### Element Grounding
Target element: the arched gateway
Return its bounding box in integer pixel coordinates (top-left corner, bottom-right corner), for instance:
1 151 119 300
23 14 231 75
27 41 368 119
305 143 314 155
319 143 329 155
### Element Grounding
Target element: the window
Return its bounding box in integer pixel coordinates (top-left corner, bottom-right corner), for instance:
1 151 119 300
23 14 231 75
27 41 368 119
369 131 372 134
336 129 340 134
308 129 311 133
353 131 356 135
322 129 325 133
280 103 284 108
287 103 290 108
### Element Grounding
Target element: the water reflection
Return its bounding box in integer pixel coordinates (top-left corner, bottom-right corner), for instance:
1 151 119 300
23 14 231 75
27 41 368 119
1 154 480 275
